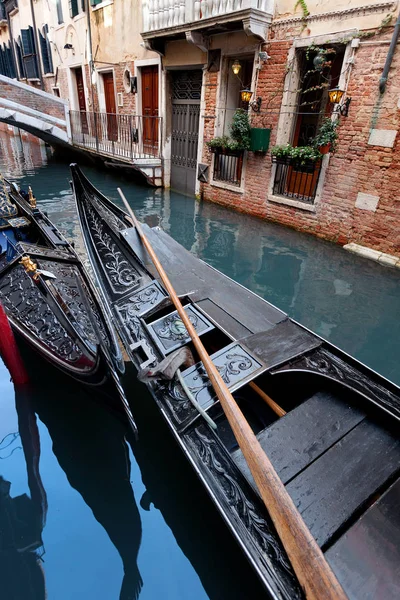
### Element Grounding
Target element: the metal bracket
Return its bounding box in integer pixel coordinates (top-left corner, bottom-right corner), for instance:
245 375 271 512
130 338 156 370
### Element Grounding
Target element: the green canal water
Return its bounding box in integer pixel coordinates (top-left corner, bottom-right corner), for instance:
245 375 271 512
0 131 399 600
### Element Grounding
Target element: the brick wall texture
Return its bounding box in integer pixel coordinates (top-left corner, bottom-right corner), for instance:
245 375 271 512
201 25 400 258
0 78 66 127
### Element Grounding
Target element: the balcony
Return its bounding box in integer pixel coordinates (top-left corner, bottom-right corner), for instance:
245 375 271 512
272 159 322 205
141 0 273 52
70 111 163 186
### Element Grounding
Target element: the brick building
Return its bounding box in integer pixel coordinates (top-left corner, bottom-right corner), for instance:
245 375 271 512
0 0 399 257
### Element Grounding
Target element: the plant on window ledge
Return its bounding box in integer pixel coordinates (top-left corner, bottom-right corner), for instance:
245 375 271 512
312 117 339 154
271 144 322 169
207 109 251 155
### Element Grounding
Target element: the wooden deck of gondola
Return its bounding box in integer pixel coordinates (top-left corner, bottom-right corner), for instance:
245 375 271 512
71 164 400 600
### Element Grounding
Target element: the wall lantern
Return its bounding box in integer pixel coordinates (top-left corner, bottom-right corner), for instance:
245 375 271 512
328 87 344 104
241 88 252 103
232 60 241 76
313 52 326 71
328 87 352 117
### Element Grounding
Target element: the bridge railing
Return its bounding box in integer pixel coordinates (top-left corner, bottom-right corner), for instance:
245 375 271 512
70 110 162 160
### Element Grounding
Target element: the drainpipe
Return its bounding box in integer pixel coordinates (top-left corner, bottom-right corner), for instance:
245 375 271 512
29 0 45 90
379 11 400 94
84 0 96 110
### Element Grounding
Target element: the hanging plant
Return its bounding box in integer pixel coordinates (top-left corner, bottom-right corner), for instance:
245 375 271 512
312 118 339 153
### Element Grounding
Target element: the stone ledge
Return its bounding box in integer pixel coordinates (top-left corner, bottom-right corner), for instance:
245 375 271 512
268 193 316 212
344 243 400 268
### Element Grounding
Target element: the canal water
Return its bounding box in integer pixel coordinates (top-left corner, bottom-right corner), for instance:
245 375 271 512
0 130 399 600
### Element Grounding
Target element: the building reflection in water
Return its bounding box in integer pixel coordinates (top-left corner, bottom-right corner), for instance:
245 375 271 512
32 379 143 600
0 389 47 600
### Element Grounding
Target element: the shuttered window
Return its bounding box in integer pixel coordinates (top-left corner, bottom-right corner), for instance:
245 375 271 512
20 27 39 80
90 0 103 6
16 38 25 79
0 43 16 78
69 0 79 17
39 25 53 74
56 0 64 24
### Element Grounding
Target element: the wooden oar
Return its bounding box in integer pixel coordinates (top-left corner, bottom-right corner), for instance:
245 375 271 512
118 188 347 600
249 381 286 417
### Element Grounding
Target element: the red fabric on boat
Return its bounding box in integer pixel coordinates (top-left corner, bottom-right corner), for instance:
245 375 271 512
0 301 29 385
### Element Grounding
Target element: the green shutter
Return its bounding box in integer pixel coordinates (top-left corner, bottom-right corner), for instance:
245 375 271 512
69 0 79 18
90 0 103 6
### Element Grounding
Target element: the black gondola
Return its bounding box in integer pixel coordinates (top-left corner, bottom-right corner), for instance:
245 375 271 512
71 163 400 600
0 175 136 432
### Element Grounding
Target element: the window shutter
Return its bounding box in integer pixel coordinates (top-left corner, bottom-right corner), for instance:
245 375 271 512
90 0 103 6
6 43 16 78
16 38 26 78
21 27 39 79
39 27 53 74
56 0 64 24
69 0 79 18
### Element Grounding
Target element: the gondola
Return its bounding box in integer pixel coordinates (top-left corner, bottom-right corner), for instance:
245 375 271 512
71 163 400 600
0 175 135 431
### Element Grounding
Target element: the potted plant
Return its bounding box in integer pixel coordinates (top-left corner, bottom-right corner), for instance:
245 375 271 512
229 108 251 151
291 145 322 172
313 117 339 154
206 136 231 154
270 143 294 164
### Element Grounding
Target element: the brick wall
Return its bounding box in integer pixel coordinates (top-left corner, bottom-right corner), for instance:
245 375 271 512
200 26 400 258
0 76 67 125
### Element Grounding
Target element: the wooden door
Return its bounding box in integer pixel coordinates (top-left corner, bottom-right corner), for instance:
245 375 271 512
141 66 158 153
75 68 88 134
103 72 117 141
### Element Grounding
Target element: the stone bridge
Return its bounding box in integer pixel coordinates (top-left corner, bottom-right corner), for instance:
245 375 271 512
0 75 162 185
0 75 70 146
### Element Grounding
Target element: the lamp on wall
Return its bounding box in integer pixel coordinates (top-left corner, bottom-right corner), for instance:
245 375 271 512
240 88 262 112
232 59 241 76
240 88 252 103
328 87 351 116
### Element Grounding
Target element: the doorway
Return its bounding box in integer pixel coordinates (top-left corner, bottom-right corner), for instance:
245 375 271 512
141 65 159 154
73 67 88 134
170 69 202 195
102 71 117 141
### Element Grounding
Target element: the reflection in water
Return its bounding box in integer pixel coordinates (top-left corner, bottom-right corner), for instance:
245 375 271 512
0 389 47 600
32 381 143 600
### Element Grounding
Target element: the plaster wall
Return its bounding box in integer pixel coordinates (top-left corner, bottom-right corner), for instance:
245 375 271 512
276 0 397 19
163 40 206 67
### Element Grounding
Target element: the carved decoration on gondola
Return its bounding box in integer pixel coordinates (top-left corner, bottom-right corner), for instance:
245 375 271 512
17 242 71 260
272 347 400 419
0 265 83 362
39 260 102 347
157 313 197 342
164 348 261 424
115 282 166 319
187 425 298 597
85 201 140 294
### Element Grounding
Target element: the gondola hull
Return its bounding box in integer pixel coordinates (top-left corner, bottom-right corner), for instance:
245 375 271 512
72 163 400 600
0 179 123 390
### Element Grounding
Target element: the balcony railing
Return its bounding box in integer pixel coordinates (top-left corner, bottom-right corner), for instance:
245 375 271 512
70 110 162 160
143 0 271 33
272 159 322 204
213 148 244 186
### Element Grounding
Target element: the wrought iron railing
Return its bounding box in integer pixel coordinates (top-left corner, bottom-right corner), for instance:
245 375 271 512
213 149 244 187
69 110 162 160
272 159 322 204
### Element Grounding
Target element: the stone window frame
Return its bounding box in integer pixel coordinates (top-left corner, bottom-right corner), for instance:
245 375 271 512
210 45 259 194
267 32 355 212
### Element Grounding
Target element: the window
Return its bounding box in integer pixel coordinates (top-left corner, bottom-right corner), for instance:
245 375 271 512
15 36 26 79
271 45 345 205
20 27 39 80
56 0 64 24
39 25 53 74
90 0 103 6
0 42 16 78
69 0 85 17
